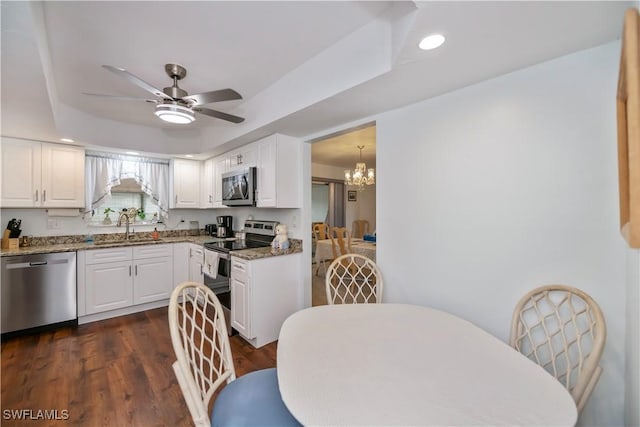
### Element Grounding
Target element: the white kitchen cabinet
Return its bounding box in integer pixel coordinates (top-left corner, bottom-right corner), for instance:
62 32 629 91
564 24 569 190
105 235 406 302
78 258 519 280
170 159 201 208
228 145 258 170
230 253 302 348
255 134 301 208
85 259 134 314
173 242 190 287
200 158 215 208
131 244 173 304
79 244 173 317
189 244 204 283
40 143 85 207
1 138 85 208
230 258 250 337
213 156 229 208
133 255 173 304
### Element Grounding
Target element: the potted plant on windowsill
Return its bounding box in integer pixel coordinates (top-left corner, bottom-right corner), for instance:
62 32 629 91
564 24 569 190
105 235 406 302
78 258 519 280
103 208 114 225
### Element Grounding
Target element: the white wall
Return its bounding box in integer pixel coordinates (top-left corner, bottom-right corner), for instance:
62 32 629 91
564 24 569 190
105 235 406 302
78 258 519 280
373 42 626 426
626 249 639 427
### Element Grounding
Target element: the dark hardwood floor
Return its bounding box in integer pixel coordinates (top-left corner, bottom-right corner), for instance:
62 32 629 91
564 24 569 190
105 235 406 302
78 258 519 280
1 307 278 426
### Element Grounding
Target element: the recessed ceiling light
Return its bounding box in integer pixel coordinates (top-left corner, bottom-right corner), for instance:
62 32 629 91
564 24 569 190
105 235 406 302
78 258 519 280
126 151 139 155
185 155 194 158
419 34 445 50
60 138 74 143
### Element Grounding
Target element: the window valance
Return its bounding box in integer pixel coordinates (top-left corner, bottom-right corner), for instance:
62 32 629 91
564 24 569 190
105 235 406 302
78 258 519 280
85 152 170 217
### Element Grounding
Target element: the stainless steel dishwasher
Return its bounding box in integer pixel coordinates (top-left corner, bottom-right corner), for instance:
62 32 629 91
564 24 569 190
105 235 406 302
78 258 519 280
1 252 77 334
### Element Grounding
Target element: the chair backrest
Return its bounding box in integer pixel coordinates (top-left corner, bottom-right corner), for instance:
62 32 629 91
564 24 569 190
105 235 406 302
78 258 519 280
329 227 352 258
312 223 330 241
509 284 606 412
352 219 370 239
325 253 383 304
169 282 236 427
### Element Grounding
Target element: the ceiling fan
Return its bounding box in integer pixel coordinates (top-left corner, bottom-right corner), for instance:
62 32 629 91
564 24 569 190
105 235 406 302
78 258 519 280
84 64 245 124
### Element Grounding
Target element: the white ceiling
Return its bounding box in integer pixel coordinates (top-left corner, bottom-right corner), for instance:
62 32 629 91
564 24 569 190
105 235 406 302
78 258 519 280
1 1 634 165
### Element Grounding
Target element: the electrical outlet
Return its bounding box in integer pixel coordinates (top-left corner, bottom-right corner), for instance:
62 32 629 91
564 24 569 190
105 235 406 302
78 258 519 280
47 219 59 229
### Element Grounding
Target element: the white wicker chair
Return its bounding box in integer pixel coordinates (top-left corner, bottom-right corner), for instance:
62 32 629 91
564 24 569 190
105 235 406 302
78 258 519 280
509 284 606 413
325 254 383 304
168 282 300 427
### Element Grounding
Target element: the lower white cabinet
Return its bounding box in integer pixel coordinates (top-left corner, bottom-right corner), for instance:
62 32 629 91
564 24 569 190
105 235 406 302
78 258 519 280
79 244 173 319
133 256 173 304
230 253 302 348
173 242 190 286
189 244 204 283
230 258 250 337
85 259 133 313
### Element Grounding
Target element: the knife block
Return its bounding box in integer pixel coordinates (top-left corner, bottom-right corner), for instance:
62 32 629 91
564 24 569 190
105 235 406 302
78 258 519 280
2 230 19 250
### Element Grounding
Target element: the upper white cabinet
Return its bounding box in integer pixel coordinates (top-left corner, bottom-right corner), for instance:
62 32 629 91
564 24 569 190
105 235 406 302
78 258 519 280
256 134 301 208
228 144 258 170
201 158 215 208
1 138 85 208
213 156 229 208
170 159 201 208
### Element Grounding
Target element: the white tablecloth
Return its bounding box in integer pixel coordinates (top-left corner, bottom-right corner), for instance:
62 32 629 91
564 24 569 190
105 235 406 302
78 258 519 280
278 304 577 426
314 238 376 263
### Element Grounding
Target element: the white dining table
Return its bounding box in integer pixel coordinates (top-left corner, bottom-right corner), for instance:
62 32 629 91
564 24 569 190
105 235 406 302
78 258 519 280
277 304 578 427
314 238 376 264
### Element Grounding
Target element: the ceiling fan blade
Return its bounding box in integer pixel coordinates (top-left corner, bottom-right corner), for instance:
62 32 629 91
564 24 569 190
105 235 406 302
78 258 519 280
102 65 174 101
193 107 245 124
83 93 157 103
182 88 242 106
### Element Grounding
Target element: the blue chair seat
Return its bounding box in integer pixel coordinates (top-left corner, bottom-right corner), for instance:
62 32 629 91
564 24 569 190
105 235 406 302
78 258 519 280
211 368 301 427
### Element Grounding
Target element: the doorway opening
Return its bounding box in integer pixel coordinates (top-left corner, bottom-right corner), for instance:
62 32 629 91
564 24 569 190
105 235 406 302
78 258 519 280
309 122 376 306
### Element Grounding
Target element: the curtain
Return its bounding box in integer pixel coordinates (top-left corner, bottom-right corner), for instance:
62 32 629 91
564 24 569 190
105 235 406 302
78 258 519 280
85 152 170 217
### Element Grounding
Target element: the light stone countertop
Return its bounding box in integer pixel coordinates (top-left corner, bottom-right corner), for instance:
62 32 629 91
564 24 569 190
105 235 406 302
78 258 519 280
0 234 302 260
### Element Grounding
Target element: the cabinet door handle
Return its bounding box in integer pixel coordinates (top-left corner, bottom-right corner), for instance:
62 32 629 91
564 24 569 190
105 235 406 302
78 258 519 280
35 190 38 202
135 265 138 276
175 195 178 205
129 265 132 276
209 195 212 203
42 190 46 202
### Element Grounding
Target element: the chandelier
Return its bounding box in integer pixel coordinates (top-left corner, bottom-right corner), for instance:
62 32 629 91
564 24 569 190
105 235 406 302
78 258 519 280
344 145 375 191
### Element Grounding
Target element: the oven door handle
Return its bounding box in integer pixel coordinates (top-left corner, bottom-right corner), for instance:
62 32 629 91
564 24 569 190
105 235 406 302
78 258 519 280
205 248 230 261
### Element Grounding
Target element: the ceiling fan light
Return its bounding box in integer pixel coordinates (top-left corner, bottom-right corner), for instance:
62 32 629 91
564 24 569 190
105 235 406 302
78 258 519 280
154 104 195 124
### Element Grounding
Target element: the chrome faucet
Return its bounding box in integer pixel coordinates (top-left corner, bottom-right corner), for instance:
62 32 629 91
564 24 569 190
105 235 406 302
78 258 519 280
117 212 131 240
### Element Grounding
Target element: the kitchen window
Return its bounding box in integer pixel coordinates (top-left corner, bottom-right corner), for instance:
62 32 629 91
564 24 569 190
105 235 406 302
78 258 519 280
85 152 170 221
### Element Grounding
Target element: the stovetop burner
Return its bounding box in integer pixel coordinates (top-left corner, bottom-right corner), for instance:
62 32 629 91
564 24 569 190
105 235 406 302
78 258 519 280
204 219 279 253
204 237 271 253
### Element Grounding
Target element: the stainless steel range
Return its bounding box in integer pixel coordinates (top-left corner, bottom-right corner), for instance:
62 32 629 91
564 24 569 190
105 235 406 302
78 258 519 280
203 220 278 334
204 219 278 253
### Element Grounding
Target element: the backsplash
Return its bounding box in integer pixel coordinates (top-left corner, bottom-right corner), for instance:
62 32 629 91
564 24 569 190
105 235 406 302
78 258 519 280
1 207 303 240
28 228 204 247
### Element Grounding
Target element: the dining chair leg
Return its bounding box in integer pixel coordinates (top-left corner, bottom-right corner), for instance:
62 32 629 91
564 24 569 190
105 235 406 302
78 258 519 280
316 259 328 276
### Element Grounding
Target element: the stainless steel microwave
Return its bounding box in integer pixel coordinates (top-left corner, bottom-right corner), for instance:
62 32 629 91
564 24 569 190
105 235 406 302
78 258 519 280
222 167 256 206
